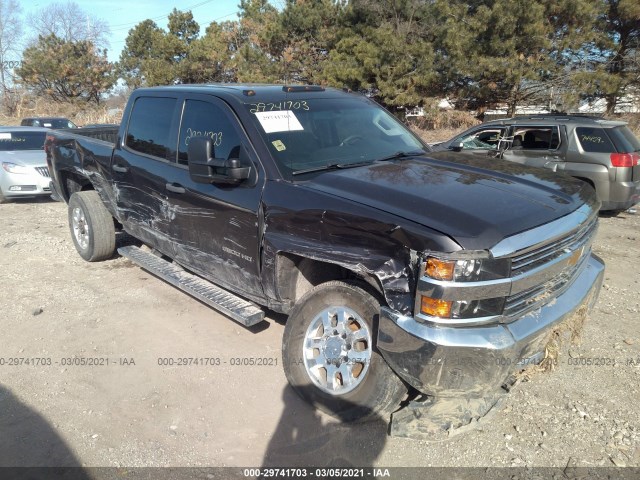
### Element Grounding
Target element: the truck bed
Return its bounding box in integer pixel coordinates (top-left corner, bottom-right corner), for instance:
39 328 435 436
57 126 119 145
46 126 120 204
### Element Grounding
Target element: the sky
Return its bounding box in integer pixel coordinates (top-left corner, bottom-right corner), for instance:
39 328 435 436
18 0 247 61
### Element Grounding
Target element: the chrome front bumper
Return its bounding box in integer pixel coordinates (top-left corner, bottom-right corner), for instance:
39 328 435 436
0 167 52 198
377 253 605 398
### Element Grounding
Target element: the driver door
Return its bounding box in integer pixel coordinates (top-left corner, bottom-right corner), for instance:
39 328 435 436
163 95 266 297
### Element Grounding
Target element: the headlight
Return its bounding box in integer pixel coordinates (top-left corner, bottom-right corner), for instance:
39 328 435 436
2 162 30 174
424 254 511 282
418 252 511 322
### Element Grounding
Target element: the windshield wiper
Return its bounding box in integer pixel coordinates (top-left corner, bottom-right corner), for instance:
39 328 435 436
291 150 426 175
292 160 374 176
375 150 426 162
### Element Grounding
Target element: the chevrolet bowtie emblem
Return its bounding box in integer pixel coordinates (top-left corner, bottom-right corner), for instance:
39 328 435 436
567 246 585 268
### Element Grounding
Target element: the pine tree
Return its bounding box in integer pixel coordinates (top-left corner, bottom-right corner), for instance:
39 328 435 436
323 0 436 107
17 34 115 103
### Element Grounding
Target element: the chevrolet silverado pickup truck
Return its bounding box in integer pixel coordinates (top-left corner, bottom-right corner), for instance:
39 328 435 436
46 85 604 436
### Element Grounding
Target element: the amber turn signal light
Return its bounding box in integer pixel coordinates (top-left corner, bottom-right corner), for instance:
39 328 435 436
420 296 452 318
426 257 455 281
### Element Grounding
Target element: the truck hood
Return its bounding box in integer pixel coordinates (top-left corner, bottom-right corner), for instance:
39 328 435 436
303 155 597 250
0 150 47 166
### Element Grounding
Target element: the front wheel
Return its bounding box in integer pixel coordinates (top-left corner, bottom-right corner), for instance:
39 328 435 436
0 186 10 204
68 191 116 261
282 281 407 422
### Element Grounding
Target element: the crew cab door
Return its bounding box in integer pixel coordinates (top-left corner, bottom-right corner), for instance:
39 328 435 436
163 95 265 297
112 95 181 248
500 125 567 172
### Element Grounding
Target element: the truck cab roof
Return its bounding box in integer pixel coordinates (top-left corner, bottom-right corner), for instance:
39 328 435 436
135 84 350 105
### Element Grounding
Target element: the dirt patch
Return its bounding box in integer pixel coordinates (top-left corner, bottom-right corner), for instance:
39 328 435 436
0 197 639 469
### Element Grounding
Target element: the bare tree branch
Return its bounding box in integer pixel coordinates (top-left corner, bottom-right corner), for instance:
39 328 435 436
0 0 23 113
26 1 110 50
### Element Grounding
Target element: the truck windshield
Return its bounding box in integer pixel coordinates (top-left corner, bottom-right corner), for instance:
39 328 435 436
245 96 427 176
0 131 46 151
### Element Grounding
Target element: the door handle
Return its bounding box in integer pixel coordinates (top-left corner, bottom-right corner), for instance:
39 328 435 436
112 164 129 173
166 183 186 194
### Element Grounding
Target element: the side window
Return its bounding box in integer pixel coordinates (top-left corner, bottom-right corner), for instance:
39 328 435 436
177 100 241 166
575 127 616 153
125 96 177 160
459 128 506 150
511 126 560 150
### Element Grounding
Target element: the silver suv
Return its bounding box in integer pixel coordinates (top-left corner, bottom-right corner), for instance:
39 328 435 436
431 115 640 212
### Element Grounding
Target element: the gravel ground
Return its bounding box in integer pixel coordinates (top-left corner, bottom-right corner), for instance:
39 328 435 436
0 197 638 472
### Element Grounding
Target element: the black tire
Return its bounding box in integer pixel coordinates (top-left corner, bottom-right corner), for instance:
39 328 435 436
0 187 10 204
282 280 407 422
599 209 626 217
68 191 116 261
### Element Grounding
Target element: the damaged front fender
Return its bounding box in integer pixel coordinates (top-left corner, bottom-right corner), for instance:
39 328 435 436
260 182 460 315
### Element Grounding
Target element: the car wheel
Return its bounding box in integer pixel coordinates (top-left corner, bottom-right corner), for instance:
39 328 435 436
282 280 407 422
599 209 627 217
68 191 116 261
0 187 11 204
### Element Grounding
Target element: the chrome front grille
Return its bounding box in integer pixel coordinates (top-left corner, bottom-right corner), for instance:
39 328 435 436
504 254 588 318
510 217 597 276
502 216 598 320
35 166 50 177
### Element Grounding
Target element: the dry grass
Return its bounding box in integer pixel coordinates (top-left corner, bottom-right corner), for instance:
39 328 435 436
512 301 591 385
538 303 588 372
407 109 481 144
412 126 470 145
1 96 123 127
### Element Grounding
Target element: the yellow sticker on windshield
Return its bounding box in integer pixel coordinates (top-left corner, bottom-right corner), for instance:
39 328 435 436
272 140 286 151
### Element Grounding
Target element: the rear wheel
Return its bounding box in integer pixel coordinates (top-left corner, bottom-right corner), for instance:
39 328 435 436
68 191 116 261
282 281 406 422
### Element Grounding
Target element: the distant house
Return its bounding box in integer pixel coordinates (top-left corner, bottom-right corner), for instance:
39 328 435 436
577 93 640 114
482 105 552 121
404 99 454 118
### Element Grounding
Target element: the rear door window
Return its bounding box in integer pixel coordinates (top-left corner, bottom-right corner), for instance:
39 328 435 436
125 96 178 161
575 127 616 153
511 126 561 150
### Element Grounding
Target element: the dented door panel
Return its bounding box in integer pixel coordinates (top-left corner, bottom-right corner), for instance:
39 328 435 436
162 163 265 298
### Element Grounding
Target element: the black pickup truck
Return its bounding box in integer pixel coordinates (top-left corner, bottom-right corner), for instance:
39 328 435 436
46 85 604 436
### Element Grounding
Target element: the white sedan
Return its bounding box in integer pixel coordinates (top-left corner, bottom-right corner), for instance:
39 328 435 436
0 127 52 203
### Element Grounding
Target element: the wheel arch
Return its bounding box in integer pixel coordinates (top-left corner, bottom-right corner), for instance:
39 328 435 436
274 253 385 313
59 170 94 201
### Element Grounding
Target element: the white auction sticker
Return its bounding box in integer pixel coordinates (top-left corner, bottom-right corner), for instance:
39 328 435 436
0 133 11 140
255 110 303 133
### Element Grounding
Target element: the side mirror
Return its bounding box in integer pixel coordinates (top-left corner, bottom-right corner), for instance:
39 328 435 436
187 137 251 185
450 142 464 152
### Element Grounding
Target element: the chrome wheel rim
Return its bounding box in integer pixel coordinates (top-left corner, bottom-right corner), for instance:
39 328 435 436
72 207 90 250
303 306 372 395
